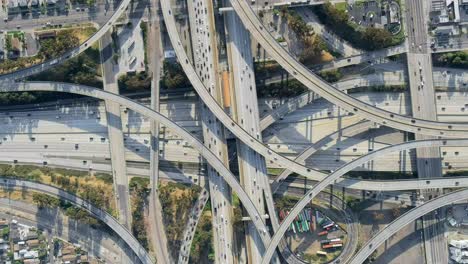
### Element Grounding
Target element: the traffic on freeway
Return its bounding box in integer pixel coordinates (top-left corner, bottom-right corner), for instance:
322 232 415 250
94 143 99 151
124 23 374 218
0 0 467 263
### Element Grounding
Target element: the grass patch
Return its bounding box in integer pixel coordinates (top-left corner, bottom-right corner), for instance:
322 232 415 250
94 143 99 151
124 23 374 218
130 177 150 250
159 181 201 259
345 170 417 180
348 84 407 93
0 164 116 215
267 167 284 176
189 201 214 263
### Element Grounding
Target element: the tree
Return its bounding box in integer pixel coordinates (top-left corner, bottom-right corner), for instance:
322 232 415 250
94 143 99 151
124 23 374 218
32 193 60 208
361 27 392 50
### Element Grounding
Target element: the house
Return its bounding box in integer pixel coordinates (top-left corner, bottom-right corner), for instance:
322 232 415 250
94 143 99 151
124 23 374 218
62 254 77 263
79 254 89 263
26 239 39 248
0 219 9 228
23 250 39 259
25 233 38 241
61 246 75 256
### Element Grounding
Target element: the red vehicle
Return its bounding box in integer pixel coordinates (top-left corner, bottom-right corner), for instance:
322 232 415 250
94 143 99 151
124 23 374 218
318 231 328 236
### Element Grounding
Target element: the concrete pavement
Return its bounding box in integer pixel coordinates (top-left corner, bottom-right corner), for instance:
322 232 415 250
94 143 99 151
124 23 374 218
230 0 468 138
100 30 132 229
261 138 468 264
350 188 468 264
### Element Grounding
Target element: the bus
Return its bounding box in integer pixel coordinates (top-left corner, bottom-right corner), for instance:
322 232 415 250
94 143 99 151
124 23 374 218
316 251 327 256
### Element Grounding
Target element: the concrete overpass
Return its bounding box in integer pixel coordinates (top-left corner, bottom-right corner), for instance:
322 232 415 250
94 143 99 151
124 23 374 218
0 81 273 250
261 138 468 264
349 188 468 264
0 178 153 264
229 0 468 138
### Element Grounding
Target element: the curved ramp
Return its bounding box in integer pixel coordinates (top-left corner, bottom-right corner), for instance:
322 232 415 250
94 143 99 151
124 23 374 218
261 138 468 263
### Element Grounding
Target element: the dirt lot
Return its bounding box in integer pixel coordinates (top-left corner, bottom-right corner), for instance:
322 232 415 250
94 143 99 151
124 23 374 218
358 200 425 263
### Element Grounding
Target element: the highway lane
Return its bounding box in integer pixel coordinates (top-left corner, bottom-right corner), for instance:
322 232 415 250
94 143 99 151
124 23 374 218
312 43 407 71
161 0 425 220
271 120 375 192
99 30 132 229
178 187 210 263
186 0 234 261
0 178 152 263
0 81 275 250
230 0 468 138
145 1 170 263
260 70 468 131
405 0 447 262
349 188 468 264
260 138 468 264
224 1 271 262
2 81 468 180
2 89 468 174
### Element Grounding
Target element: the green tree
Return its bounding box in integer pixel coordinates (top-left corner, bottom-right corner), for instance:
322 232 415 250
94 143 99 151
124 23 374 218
361 27 392 50
32 193 60 208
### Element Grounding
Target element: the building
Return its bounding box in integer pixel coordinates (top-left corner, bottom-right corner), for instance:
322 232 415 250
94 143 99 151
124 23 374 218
62 254 77 263
7 0 18 10
26 239 39 248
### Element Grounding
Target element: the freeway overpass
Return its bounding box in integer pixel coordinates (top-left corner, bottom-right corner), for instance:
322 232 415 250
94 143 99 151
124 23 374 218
0 178 153 264
261 138 468 263
350 188 468 264
229 0 468 138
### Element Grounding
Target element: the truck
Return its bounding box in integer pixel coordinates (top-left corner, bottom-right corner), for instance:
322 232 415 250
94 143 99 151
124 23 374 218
323 243 343 249
318 230 328 236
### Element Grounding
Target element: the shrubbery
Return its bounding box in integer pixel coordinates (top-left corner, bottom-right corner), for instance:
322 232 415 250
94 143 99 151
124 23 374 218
130 177 150 250
433 51 468 69
161 61 191 89
312 3 396 51
159 182 201 258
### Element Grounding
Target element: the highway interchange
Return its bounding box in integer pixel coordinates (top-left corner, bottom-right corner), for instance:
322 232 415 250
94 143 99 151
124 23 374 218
0 0 467 263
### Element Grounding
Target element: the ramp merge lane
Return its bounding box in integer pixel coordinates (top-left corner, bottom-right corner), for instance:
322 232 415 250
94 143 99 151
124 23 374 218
0 81 273 250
